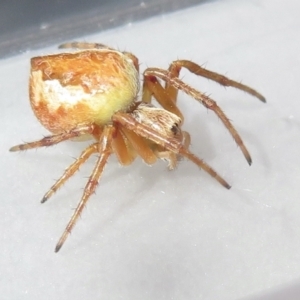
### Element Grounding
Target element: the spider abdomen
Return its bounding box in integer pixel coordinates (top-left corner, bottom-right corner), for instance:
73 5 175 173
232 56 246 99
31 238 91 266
29 50 140 133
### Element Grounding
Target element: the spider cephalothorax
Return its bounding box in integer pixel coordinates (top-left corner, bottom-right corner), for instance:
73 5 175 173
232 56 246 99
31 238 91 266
10 42 265 252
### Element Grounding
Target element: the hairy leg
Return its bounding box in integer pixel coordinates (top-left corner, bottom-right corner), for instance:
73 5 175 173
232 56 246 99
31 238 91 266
113 112 230 189
144 68 253 165
10 125 95 152
55 125 114 252
165 60 266 103
42 143 98 203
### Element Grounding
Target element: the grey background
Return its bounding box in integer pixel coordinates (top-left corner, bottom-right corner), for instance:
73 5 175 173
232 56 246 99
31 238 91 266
0 0 209 58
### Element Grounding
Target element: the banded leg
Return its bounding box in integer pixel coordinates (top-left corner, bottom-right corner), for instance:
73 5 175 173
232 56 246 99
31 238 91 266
113 112 231 189
9 125 94 152
165 60 266 103
144 68 253 165
42 143 98 203
55 126 114 252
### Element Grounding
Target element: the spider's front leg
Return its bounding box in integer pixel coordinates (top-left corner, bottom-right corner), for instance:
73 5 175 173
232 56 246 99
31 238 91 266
143 68 260 165
112 112 231 189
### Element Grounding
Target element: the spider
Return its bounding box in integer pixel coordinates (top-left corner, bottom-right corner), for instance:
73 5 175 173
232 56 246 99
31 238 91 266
10 42 265 252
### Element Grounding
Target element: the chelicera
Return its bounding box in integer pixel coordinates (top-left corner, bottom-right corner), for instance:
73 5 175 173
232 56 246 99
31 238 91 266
10 42 265 252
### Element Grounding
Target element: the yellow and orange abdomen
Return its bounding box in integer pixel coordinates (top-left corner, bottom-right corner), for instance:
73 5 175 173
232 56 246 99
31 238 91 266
30 50 139 133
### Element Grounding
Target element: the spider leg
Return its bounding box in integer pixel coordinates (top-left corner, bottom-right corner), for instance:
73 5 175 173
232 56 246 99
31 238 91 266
154 130 191 170
111 127 137 166
165 60 266 103
142 75 183 119
55 125 114 252
144 68 253 165
120 127 157 165
9 125 94 152
58 42 112 50
113 112 231 189
41 143 98 203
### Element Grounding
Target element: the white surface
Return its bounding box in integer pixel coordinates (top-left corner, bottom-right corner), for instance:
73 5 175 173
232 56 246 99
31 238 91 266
2 0 300 299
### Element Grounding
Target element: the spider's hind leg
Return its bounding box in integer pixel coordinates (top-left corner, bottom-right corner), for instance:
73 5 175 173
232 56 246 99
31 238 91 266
9 125 95 152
